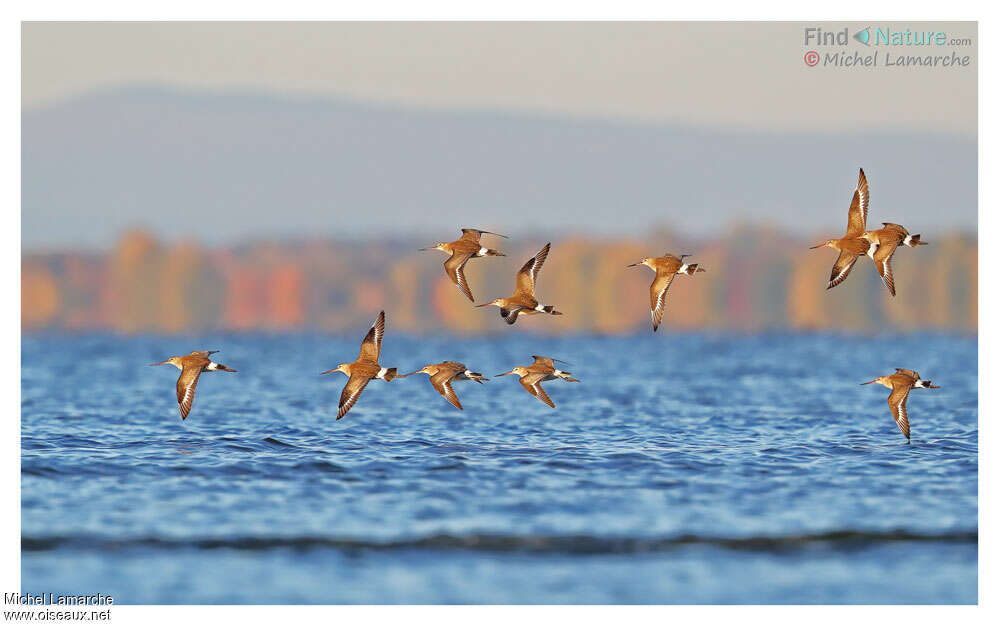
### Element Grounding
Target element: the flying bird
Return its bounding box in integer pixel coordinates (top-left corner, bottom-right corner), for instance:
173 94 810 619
862 222 929 296
420 228 507 302
321 310 398 420
810 168 873 290
149 350 237 420
627 253 706 332
861 368 939 442
496 355 579 408
476 243 562 325
400 361 488 410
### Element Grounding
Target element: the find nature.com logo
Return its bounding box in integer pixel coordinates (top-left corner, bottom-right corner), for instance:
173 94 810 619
802 26 972 68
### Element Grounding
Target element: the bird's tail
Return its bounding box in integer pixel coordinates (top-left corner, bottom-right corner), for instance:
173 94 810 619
554 371 580 382
381 367 399 382
467 371 489 383
483 248 505 257
682 263 706 275
904 234 928 247
541 305 562 315
215 363 238 373
915 379 940 389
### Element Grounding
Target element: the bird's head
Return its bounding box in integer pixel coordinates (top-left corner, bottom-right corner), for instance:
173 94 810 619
627 258 652 268
402 365 434 377
496 366 529 377
861 376 891 388
149 356 182 370
809 239 836 250
419 242 447 253
475 298 505 308
320 363 350 376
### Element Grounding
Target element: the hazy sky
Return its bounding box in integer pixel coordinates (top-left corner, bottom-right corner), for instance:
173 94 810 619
21 22 978 249
23 21 977 134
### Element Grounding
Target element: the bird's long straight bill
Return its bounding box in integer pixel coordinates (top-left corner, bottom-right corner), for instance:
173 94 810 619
474 303 494 307
809 243 827 249
319 368 337 375
495 371 515 377
149 360 170 366
860 380 877 385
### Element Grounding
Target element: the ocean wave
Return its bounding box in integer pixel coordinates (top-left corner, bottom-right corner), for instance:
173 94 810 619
22 529 977 555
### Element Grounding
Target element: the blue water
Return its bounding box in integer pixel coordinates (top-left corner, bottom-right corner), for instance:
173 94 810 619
21 332 978 604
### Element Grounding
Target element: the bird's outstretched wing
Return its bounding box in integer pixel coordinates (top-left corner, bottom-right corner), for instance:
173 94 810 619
873 237 901 297
444 250 475 302
430 370 463 410
338 374 372 420
188 350 218 358
515 243 551 296
501 307 522 325
520 373 555 408
358 311 385 363
531 356 556 369
460 228 507 242
650 272 677 332
827 250 860 290
530 355 570 369
881 222 909 235
176 364 203 420
845 168 869 237
888 382 913 440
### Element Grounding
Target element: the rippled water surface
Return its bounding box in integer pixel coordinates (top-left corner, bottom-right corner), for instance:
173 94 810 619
21 332 978 603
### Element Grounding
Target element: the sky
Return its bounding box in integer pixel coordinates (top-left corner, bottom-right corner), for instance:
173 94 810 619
22 21 977 133
21 22 978 249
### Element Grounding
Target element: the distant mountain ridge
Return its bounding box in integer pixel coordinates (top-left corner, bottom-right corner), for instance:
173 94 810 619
22 85 977 250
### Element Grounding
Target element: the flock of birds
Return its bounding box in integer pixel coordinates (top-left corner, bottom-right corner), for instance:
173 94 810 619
151 168 937 442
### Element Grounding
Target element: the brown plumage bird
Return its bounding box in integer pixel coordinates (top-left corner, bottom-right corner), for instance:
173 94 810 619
149 350 237 420
861 368 939 442
810 168 873 290
400 361 488 410
627 253 706 332
496 356 579 408
420 228 507 302
476 242 562 325
321 310 398 420
862 222 929 296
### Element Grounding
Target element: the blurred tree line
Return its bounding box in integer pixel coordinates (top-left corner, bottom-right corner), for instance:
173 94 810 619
22 227 977 334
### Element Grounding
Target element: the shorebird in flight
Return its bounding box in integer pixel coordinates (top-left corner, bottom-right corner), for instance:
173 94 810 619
149 350 237 420
496 356 579 408
420 228 507 302
321 310 398 420
861 368 939 442
476 242 562 325
861 222 928 297
627 253 706 332
401 361 488 410
810 168 873 290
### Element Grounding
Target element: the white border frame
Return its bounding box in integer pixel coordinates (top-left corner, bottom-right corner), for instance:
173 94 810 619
6 2 990 622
